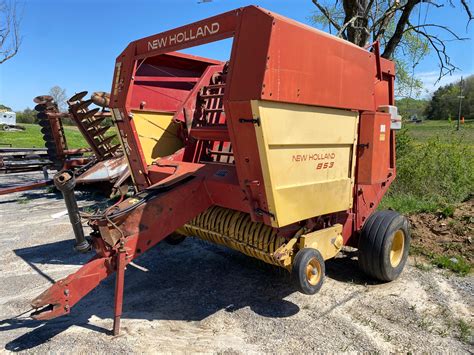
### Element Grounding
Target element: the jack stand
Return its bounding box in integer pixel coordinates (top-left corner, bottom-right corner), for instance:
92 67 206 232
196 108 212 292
113 244 127 335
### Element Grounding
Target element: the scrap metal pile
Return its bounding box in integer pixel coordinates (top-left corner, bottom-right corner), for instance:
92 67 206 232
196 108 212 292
29 5 410 337
0 147 51 174
0 92 129 196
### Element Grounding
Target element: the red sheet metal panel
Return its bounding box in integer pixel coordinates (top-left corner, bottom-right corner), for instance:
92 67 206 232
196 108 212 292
226 6 273 101
134 9 240 57
224 100 270 224
357 112 392 185
262 13 375 111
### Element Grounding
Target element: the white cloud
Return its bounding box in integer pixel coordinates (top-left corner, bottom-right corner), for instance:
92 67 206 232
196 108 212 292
416 70 471 97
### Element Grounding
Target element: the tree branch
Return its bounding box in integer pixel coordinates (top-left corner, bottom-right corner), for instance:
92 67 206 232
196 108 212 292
373 0 402 42
311 0 343 34
410 26 459 82
404 23 468 40
0 0 21 64
460 0 473 22
382 0 421 59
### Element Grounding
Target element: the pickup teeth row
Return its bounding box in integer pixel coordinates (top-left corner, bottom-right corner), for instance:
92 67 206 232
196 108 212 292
67 91 121 160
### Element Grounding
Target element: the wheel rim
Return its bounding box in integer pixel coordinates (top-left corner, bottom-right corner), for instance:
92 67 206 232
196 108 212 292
306 258 322 286
390 230 405 267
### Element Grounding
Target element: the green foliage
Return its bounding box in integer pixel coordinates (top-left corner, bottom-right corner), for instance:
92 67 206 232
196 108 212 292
396 98 428 120
0 104 12 111
394 127 413 157
382 121 474 214
15 107 75 126
393 135 474 206
15 107 37 124
410 245 471 276
379 194 441 214
425 75 474 120
432 255 471 276
394 59 425 99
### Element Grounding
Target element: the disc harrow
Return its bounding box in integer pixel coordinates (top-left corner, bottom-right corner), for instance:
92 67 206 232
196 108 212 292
33 95 69 169
67 91 120 160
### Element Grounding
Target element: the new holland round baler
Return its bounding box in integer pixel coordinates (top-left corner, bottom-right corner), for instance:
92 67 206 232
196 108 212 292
31 6 410 335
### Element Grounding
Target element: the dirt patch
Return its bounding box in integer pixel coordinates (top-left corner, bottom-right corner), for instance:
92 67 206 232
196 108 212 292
408 199 473 264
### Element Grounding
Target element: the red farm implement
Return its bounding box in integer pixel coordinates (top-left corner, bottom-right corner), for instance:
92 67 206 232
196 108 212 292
30 6 409 335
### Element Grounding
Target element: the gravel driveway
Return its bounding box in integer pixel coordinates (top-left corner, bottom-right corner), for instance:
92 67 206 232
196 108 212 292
0 172 472 353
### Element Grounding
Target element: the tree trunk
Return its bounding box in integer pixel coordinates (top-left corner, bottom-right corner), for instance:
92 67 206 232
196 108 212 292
342 0 370 47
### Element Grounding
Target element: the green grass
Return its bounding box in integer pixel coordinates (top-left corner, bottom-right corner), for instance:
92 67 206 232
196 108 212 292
432 255 471 276
0 123 87 149
405 119 474 145
379 194 441 214
381 120 474 215
380 194 457 216
410 245 471 276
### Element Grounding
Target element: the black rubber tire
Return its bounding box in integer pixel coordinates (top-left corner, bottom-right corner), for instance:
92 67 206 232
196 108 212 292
292 248 325 295
164 233 186 245
358 210 411 281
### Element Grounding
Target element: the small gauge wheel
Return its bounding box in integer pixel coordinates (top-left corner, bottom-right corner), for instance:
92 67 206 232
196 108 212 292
292 248 325 295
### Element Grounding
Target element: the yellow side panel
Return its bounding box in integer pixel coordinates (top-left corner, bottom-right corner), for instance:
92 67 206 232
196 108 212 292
251 101 358 227
131 111 184 165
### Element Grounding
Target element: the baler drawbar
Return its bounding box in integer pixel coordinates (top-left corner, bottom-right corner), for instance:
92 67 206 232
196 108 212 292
31 5 410 335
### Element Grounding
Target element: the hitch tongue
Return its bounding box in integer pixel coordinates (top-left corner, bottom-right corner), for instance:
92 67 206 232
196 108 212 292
54 170 91 253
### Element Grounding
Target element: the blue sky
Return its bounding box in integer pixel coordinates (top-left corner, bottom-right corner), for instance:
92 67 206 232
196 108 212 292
1 0 473 111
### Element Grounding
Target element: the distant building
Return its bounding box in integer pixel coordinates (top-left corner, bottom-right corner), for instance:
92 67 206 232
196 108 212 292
0 110 16 125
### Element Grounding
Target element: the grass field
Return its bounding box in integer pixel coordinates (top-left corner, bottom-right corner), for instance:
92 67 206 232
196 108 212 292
380 119 473 215
0 123 88 149
405 119 474 145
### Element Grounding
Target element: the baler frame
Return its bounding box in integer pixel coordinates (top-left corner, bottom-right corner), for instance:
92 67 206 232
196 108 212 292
30 6 405 336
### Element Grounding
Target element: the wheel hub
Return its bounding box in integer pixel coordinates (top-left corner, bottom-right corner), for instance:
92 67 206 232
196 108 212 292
390 230 405 267
306 258 322 286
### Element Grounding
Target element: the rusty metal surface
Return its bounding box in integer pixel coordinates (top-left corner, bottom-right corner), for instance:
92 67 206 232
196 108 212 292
68 91 121 160
91 92 110 108
75 156 128 184
34 96 69 169
0 179 52 196
0 148 50 173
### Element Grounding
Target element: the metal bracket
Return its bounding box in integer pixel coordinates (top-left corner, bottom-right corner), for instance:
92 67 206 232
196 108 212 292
239 117 260 126
255 208 275 219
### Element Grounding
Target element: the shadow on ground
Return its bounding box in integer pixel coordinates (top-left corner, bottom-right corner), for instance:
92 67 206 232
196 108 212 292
2 238 374 351
0 181 111 205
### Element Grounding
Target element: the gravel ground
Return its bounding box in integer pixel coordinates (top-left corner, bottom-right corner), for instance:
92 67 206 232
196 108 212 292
0 171 472 353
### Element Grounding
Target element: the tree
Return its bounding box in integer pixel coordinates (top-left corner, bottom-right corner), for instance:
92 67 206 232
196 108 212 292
425 75 474 120
16 107 36 123
49 86 67 112
396 97 428 119
310 1 473 95
0 0 21 64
